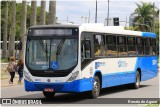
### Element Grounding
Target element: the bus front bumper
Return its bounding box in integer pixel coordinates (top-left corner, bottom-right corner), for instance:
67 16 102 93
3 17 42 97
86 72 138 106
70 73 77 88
24 78 93 92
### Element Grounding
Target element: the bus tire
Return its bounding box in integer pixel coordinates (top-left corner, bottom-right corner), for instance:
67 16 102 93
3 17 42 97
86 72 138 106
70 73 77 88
131 71 140 89
43 91 55 98
89 76 100 99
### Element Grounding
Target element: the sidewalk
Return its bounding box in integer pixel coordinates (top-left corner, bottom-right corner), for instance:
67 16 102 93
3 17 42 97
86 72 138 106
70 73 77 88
1 63 24 87
1 78 24 87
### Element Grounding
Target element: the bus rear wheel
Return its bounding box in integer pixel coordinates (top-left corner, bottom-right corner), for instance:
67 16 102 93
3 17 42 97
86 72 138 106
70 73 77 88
43 91 55 98
128 71 140 89
89 76 100 99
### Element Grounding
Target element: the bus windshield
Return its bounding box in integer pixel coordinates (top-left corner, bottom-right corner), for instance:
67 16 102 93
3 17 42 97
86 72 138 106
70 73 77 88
26 38 78 71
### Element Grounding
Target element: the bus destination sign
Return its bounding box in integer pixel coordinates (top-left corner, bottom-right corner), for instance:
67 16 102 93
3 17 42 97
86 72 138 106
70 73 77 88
32 29 74 36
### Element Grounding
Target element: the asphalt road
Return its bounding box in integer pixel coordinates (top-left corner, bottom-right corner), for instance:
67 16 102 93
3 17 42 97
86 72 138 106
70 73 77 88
1 74 159 105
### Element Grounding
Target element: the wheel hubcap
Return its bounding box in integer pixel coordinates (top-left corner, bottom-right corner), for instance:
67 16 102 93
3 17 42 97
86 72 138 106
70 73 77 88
94 81 99 96
136 74 140 87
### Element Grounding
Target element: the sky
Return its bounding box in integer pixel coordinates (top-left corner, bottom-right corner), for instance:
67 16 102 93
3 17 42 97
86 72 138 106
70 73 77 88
19 0 159 26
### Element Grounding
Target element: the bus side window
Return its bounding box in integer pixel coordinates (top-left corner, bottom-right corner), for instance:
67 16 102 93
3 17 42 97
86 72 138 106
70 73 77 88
94 35 105 57
151 39 156 55
144 38 151 55
118 36 127 56
137 37 144 55
127 37 136 56
106 36 117 57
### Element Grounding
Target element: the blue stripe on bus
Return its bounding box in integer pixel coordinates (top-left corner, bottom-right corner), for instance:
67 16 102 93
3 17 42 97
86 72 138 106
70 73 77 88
142 32 156 38
101 71 135 88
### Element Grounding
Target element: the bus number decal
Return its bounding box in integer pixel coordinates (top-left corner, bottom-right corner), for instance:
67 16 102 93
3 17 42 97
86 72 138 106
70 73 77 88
152 60 157 65
95 62 106 69
118 60 128 67
90 67 93 75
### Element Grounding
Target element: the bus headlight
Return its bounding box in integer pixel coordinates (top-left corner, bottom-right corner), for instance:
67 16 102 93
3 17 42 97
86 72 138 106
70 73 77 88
24 71 33 82
67 71 79 82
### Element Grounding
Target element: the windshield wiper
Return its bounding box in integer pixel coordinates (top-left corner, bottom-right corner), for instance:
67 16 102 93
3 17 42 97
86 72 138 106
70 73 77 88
39 37 49 61
39 38 46 52
56 39 65 59
45 42 48 61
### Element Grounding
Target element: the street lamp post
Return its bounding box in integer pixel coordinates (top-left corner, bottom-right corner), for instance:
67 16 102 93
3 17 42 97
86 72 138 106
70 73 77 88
95 0 97 23
107 0 109 26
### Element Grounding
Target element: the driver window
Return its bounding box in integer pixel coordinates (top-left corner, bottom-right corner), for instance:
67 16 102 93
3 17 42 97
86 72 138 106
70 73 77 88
81 40 91 60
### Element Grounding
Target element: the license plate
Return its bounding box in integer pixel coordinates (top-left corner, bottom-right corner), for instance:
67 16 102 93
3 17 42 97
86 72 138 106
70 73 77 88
44 88 54 92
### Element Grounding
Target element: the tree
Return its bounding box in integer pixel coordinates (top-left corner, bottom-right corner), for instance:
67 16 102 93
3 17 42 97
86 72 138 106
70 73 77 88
30 1 37 26
1 1 49 59
48 0 56 24
9 1 16 57
19 1 27 59
40 0 46 25
132 2 156 32
2 1 8 58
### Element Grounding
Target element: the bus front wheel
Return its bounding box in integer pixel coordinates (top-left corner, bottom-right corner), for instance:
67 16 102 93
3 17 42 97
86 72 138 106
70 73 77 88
89 76 100 99
43 91 55 98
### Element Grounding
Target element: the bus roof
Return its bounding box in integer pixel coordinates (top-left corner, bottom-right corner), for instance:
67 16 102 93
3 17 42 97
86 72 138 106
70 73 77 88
29 24 79 29
29 23 156 38
80 23 156 38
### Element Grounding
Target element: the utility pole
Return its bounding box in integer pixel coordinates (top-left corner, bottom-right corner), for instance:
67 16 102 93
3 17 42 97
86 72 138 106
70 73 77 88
152 3 155 32
95 0 97 23
125 17 127 28
107 0 110 26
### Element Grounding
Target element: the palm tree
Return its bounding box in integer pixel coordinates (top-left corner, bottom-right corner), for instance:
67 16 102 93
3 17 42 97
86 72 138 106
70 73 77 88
40 0 46 25
9 1 16 57
30 1 37 26
2 1 8 58
19 1 27 59
48 0 56 24
132 2 154 32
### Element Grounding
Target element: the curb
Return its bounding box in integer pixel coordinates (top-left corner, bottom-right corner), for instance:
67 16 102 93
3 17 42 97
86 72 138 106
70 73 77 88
1 63 9 65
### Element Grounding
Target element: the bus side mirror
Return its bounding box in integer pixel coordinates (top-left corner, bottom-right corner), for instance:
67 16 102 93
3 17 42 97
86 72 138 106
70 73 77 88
18 41 22 50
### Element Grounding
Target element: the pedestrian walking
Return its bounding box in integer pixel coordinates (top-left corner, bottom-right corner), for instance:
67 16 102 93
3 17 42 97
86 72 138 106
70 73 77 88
5 57 17 84
17 59 24 84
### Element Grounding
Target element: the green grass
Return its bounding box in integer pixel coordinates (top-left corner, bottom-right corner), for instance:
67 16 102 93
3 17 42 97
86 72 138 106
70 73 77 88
1 58 9 63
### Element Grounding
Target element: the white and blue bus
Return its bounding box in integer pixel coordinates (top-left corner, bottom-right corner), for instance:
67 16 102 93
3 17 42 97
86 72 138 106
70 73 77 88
23 23 158 98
